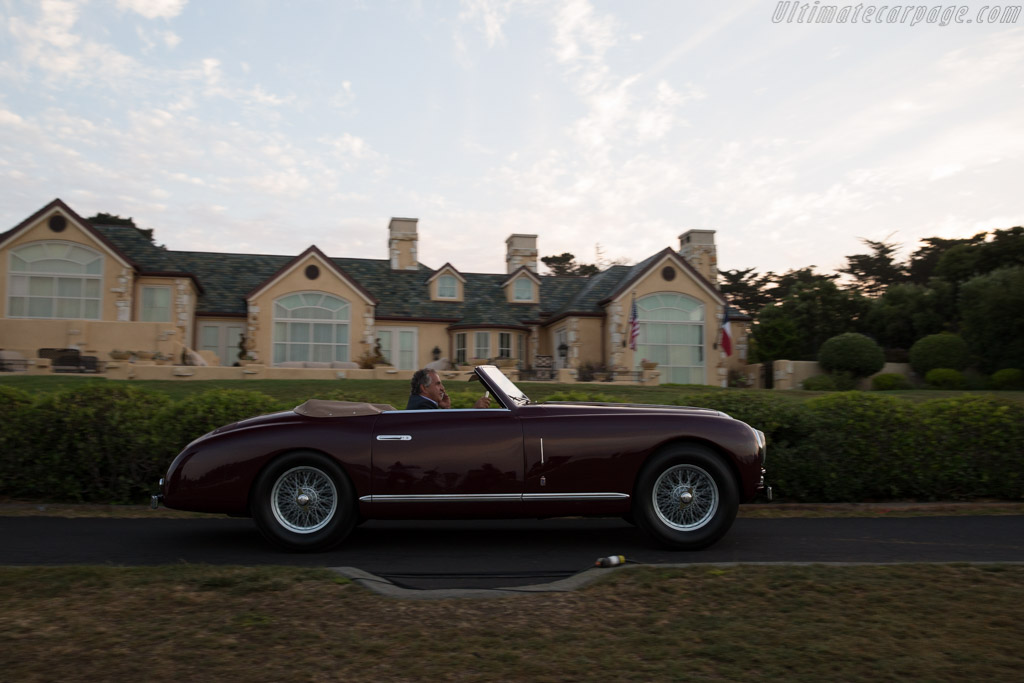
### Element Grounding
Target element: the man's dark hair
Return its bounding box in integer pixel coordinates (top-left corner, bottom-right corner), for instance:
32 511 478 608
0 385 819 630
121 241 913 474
410 368 436 396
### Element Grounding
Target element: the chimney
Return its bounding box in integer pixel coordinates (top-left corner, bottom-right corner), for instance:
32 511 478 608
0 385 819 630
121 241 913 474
505 234 538 274
679 229 718 285
388 218 419 271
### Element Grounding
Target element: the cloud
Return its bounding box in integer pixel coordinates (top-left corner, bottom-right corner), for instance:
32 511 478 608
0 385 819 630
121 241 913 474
116 0 188 20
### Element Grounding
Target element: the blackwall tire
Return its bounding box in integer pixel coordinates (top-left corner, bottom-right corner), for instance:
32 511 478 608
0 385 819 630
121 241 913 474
634 445 738 550
251 451 356 552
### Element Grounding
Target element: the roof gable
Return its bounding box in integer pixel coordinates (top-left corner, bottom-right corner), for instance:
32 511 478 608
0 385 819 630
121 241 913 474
246 245 378 305
426 262 467 284
600 248 725 307
1 198 135 270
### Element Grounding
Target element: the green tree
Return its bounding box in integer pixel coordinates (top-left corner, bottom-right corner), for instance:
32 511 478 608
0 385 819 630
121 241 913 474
863 282 953 351
540 252 599 276
750 279 870 362
907 234 985 284
958 266 1024 372
838 238 907 297
719 267 774 314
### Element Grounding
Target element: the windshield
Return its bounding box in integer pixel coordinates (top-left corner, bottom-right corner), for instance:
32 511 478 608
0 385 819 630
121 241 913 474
477 365 531 407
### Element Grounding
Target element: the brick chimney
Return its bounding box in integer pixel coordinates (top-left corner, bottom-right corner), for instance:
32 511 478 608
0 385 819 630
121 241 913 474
505 234 538 274
388 218 419 271
679 229 718 285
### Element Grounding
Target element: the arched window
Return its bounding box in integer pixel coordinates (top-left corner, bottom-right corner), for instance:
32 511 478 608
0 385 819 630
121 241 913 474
272 292 350 364
636 293 704 384
437 274 457 298
8 242 103 319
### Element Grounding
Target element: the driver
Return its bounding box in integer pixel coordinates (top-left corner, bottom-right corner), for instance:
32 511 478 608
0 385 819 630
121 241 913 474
406 368 491 410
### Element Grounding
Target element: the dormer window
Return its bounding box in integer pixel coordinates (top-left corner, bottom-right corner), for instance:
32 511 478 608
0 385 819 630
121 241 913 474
514 278 533 301
438 274 457 299
428 263 465 302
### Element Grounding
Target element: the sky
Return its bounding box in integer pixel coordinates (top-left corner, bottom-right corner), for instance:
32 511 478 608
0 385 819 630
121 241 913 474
1 0 1022 277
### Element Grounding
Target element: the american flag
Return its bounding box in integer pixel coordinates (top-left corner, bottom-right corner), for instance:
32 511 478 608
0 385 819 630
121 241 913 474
628 294 639 350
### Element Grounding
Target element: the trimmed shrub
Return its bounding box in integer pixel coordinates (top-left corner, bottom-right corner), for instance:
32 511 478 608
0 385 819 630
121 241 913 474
802 375 838 391
0 386 35 497
155 389 284 457
768 392 918 502
871 373 913 391
925 368 966 389
990 368 1024 390
909 333 970 375
818 333 885 378
16 384 171 503
916 396 1024 499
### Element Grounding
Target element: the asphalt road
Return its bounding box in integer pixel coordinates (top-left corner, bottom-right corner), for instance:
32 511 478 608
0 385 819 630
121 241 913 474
3 515 1023 590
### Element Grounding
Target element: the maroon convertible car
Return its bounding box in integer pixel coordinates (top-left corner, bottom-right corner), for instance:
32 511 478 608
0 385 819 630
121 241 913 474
154 365 768 552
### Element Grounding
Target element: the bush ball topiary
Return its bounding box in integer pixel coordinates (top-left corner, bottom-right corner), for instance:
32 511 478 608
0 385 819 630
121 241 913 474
925 368 966 389
817 333 885 379
990 368 1023 390
909 333 970 375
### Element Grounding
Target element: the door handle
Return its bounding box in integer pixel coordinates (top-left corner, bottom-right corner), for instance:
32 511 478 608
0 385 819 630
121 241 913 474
376 435 412 441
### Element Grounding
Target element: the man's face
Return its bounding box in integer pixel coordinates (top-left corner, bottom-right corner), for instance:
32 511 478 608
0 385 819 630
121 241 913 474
421 372 445 403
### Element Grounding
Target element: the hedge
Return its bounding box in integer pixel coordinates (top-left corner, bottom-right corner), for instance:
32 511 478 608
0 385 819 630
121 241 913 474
1 386 1022 504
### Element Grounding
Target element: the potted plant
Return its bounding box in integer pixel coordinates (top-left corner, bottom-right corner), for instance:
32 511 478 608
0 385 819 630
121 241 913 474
641 358 658 370
108 349 131 361
134 350 156 361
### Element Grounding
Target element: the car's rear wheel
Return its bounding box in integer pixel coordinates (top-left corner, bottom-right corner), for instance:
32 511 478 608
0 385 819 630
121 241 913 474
252 451 356 552
634 445 738 550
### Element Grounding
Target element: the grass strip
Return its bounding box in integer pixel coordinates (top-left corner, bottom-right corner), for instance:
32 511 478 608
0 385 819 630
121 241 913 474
1 564 1022 681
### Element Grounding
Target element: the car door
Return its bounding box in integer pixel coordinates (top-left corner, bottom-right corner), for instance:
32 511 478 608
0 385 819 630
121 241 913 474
367 408 525 517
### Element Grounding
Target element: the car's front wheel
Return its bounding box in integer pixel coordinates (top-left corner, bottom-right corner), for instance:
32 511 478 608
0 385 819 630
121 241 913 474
251 451 356 552
634 445 738 550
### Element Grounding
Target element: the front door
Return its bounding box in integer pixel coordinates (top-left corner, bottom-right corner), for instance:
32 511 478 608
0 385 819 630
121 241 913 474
367 409 524 517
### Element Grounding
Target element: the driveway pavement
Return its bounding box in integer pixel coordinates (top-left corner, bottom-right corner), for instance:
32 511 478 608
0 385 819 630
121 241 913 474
3 515 1022 593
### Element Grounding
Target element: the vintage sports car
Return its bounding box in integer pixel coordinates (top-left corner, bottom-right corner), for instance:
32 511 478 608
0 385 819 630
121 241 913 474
154 365 768 552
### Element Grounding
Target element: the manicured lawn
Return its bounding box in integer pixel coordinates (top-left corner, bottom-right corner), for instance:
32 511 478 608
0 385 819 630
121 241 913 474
3 373 1022 406
1 563 1021 681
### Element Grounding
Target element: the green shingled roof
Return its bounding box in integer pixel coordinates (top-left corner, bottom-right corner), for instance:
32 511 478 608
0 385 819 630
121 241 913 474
88 222 637 325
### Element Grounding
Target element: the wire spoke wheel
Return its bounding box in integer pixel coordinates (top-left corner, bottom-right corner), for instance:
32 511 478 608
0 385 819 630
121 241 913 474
270 465 338 534
651 463 719 531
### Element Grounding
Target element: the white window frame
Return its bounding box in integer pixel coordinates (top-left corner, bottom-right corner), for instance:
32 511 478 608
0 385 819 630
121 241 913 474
140 285 172 322
635 293 705 385
272 292 351 365
455 333 467 364
376 326 418 370
7 242 103 320
513 277 533 301
437 274 458 299
474 331 490 360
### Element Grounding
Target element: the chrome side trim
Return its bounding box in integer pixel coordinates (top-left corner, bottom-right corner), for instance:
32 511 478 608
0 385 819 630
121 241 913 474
540 437 544 465
380 409 513 414
359 494 521 503
522 493 630 501
376 435 412 441
358 492 630 503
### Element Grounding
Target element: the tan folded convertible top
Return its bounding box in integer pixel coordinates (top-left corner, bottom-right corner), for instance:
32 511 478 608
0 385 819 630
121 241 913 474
293 399 395 417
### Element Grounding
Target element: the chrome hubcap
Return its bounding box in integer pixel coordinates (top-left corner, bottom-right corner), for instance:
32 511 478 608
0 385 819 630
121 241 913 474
270 466 338 534
652 464 719 531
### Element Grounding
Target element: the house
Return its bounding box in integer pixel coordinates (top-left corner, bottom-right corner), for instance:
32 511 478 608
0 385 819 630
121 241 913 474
0 199 750 385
